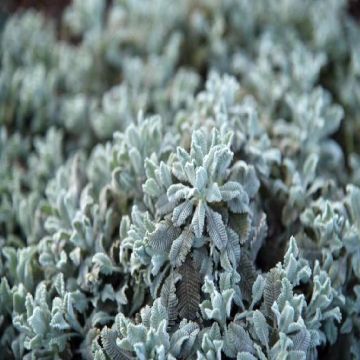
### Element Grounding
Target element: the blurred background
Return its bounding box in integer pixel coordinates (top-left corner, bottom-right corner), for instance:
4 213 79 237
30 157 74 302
1 0 360 20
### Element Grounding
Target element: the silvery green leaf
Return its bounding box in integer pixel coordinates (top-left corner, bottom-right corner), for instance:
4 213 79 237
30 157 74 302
251 274 265 308
221 289 235 316
148 219 181 252
348 184 360 229
285 254 298 284
239 252 257 302
253 310 269 346
303 153 319 186
219 181 243 201
192 247 213 277
143 178 161 197
167 184 192 203
155 193 177 216
226 227 241 267
92 253 114 275
54 273 65 297
211 147 233 181
230 162 260 198
287 350 306 360
159 162 173 189
69 247 81 266
292 328 310 353
191 130 207 164
227 191 250 213
223 322 254 357
126 323 147 345
129 147 143 175
237 353 257 360
28 307 48 336
161 272 181 328
101 327 133 360
50 312 70 330
200 277 234 326
206 207 228 250
184 162 197 186
176 147 191 165
191 200 206 238
154 320 171 352
172 200 194 227
172 161 189 183
120 216 130 240
144 157 158 179
264 269 282 319
170 320 199 358
206 182 222 203
0 278 12 314
195 166 208 192
279 301 295 332
150 298 168 329
250 213 268 261
169 229 194 267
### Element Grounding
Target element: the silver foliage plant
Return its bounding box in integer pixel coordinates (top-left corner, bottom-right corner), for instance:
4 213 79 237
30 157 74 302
1 0 360 359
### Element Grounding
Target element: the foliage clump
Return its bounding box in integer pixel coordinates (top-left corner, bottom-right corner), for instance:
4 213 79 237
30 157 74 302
1 0 360 359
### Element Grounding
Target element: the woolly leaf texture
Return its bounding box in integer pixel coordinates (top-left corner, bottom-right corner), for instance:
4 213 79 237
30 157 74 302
0 0 360 359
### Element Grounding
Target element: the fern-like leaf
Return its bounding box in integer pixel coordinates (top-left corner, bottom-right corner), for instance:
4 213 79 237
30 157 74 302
223 322 255 358
206 207 227 249
169 229 194 267
172 200 194 227
170 320 200 358
263 268 282 320
292 329 311 353
160 272 181 329
238 251 257 302
148 219 181 252
226 227 241 267
101 327 133 360
177 258 201 320
150 298 168 329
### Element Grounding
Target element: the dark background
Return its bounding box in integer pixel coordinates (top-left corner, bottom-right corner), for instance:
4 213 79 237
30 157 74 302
1 0 360 21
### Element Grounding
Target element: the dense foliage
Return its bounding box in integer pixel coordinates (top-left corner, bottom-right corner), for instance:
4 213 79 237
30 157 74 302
1 0 360 359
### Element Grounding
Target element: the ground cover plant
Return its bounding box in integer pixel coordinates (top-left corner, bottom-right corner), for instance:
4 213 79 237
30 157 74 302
1 0 360 359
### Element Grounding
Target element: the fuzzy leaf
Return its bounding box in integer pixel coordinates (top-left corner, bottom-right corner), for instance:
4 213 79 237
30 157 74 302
237 353 257 360
92 253 114 275
101 327 133 360
191 200 206 238
253 310 269 346
206 207 228 250
148 219 181 252
172 200 194 227
264 269 282 319
251 274 265 308
161 272 181 328
169 229 194 267
224 322 254 357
